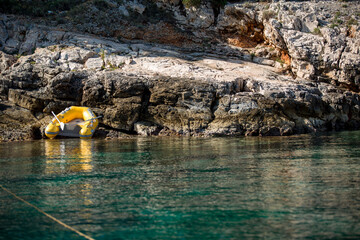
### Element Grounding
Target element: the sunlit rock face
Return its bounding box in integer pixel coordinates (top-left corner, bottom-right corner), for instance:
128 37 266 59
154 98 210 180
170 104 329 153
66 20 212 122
0 0 360 140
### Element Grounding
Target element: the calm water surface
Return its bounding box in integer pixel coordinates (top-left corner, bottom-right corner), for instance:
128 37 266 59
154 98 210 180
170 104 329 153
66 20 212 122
0 132 360 239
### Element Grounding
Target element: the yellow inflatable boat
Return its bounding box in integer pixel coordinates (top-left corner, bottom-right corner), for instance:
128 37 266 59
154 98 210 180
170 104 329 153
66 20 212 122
45 106 99 139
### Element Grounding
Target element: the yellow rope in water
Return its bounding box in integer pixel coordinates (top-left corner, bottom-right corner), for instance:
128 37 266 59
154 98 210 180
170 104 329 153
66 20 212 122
0 184 95 240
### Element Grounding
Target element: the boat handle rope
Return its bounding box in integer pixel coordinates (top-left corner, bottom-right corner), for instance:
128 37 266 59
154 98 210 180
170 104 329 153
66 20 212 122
84 116 102 122
0 184 95 240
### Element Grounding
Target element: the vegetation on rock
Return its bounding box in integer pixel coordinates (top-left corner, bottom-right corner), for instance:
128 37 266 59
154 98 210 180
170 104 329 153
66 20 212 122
182 0 202 8
182 0 227 8
0 0 85 16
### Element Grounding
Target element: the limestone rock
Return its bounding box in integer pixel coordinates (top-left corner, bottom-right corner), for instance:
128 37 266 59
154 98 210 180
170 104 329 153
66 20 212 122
145 78 215 135
0 52 16 73
104 72 147 98
185 3 214 29
85 57 104 70
301 13 319 33
4 38 20 54
217 4 264 45
103 96 143 131
118 6 130 17
1 2 360 141
126 0 146 14
337 28 360 87
281 29 323 79
8 89 45 111
43 100 77 114
0 18 8 50
134 121 160 136
0 101 39 141
321 27 346 70
46 72 83 101
105 55 131 68
263 19 287 50
59 47 95 64
18 28 40 55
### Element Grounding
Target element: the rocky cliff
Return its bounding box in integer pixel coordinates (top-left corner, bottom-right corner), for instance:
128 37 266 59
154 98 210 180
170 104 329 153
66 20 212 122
0 0 360 141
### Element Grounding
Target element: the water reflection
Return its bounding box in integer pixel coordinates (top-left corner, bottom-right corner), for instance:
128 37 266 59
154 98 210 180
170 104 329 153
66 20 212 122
1 133 360 239
43 140 96 226
44 139 94 174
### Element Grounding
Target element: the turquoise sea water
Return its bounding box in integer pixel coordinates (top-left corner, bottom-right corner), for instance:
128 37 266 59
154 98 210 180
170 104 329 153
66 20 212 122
0 132 360 239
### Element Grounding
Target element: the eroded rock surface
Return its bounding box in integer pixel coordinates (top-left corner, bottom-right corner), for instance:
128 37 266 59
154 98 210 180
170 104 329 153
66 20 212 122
0 0 360 141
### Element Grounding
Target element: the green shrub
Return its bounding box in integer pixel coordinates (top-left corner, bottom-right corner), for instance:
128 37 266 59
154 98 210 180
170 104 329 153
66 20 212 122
263 10 276 21
67 4 84 18
182 0 202 8
331 11 344 27
336 19 343 24
93 0 110 11
107 61 119 71
330 23 339 29
100 49 106 61
210 0 227 9
0 0 84 16
275 57 285 65
312 27 321 35
347 18 358 26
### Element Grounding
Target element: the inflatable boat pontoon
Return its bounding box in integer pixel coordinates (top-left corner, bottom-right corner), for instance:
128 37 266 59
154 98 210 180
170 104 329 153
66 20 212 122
45 106 99 139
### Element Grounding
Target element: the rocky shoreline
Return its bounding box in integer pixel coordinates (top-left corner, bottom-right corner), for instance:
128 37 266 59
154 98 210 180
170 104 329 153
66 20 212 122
0 0 360 141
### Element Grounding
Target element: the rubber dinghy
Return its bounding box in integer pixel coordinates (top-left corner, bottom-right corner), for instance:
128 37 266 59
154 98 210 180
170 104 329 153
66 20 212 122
45 106 99 139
